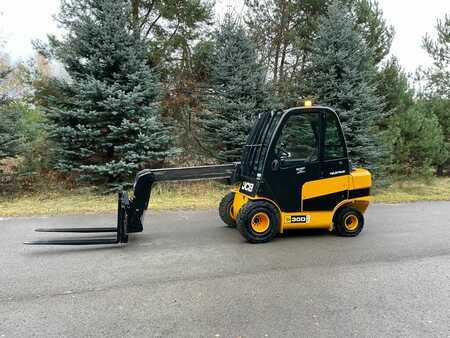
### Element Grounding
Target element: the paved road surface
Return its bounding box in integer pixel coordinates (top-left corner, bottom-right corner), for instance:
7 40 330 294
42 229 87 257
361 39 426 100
1 202 449 337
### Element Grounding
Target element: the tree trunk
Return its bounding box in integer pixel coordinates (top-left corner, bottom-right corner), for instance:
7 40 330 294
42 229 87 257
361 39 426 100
275 0 288 94
131 0 140 24
279 39 288 94
436 164 444 176
131 0 140 38
273 42 280 85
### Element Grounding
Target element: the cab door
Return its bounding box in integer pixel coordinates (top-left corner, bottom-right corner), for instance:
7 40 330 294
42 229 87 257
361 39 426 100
262 110 322 212
321 110 350 179
301 110 351 212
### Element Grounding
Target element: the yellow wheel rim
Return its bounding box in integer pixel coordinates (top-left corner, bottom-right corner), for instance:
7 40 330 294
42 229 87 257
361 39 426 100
344 214 359 231
251 212 270 233
229 205 234 219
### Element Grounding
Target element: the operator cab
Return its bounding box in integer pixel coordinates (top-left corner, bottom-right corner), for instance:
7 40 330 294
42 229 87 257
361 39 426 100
239 106 350 212
224 105 372 243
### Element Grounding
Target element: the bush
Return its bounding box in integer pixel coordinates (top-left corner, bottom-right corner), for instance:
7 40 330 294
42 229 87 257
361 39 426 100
0 101 23 159
0 101 53 194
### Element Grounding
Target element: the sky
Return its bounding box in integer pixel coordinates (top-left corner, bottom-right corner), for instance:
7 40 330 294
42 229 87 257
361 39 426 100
1 0 449 74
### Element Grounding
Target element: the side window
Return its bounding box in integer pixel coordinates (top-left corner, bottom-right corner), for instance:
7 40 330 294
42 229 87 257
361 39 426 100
275 113 320 164
324 112 347 160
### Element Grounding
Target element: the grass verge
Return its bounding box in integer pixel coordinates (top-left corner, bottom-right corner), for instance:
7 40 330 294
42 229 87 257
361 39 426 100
373 177 450 203
1 178 449 217
0 181 229 217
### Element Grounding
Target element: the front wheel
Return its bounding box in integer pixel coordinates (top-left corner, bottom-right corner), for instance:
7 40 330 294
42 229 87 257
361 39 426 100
334 206 364 237
219 192 236 227
236 201 279 243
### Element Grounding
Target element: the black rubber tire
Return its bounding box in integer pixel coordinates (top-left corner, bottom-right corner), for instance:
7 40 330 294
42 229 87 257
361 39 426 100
236 201 279 243
334 206 364 237
219 192 236 227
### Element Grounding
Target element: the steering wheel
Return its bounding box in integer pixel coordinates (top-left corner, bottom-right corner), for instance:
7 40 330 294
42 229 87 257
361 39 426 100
307 147 319 162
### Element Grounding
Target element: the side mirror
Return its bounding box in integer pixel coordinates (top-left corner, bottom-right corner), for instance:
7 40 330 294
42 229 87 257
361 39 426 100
271 159 280 171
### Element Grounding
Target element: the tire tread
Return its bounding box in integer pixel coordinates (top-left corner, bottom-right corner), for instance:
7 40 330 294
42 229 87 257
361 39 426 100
334 206 364 237
236 200 279 243
219 192 236 227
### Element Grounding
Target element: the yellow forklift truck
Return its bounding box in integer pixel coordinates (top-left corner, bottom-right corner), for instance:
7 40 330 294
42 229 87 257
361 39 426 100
25 106 371 245
218 105 371 243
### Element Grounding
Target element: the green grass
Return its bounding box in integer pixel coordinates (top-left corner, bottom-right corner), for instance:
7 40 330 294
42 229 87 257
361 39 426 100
0 181 230 217
373 177 450 203
1 178 449 217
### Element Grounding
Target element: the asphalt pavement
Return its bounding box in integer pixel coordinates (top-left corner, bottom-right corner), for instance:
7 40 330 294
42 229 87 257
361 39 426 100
0 202 449 337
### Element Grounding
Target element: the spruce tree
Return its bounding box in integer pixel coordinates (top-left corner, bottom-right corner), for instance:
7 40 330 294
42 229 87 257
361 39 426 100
304 1 384 169
200 15 271 163
42 0 176 188
245 0 393 100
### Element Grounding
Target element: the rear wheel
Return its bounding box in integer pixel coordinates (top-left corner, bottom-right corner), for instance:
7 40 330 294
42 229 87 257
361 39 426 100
334 206 364 237
236 201 279 243
219 192 236 227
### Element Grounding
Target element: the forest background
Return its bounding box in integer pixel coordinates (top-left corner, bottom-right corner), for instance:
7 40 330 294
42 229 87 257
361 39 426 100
0 0 449 215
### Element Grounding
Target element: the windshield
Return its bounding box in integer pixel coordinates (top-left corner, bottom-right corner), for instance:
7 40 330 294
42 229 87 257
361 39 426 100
241 110 283 178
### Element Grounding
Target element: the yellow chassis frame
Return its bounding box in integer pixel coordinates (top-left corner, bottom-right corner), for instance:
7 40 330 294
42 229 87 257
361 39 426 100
230 169 371 233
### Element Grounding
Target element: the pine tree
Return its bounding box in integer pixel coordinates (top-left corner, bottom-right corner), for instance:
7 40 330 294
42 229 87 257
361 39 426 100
200 14 271 163
422 14 450 175
41 0 177 188
423 14 450 98
387 103 447 175
376 57 414 121
304 1 384 169
375 57 415 173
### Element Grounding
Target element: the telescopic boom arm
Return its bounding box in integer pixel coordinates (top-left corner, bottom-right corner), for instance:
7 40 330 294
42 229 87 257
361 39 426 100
24 163 240 246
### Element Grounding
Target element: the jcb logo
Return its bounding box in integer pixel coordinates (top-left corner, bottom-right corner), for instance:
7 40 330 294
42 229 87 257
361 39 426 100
290 215 311 223
241 182 254 193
